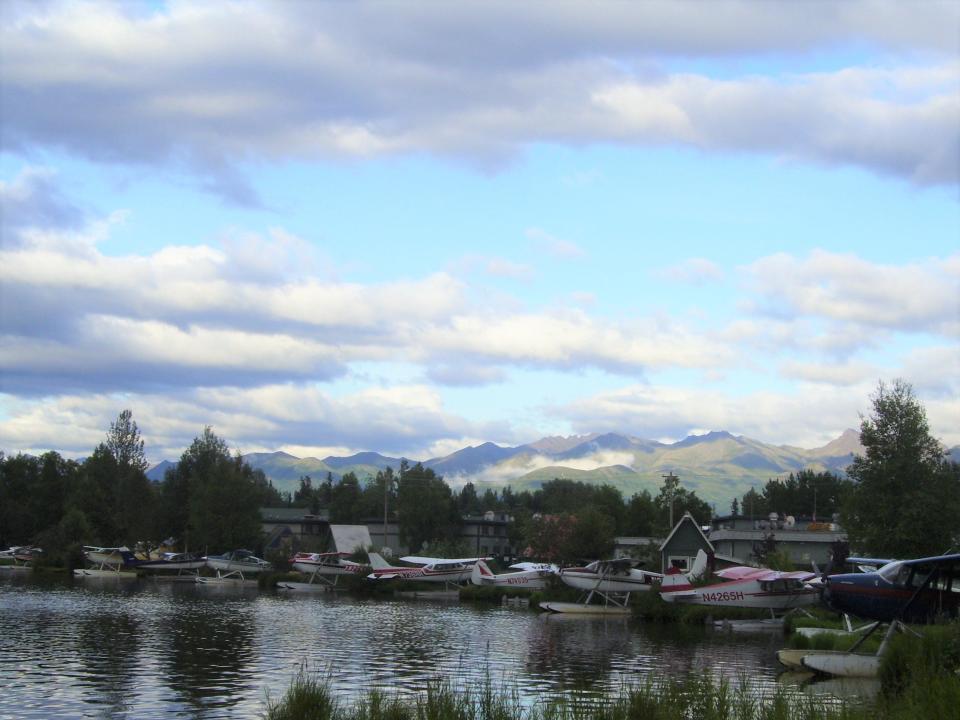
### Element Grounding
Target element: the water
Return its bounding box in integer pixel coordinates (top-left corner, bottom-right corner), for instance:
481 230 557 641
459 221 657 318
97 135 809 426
0 573 870 718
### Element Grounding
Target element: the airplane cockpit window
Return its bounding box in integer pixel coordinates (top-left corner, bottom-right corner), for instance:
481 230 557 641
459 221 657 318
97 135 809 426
879 561 904 583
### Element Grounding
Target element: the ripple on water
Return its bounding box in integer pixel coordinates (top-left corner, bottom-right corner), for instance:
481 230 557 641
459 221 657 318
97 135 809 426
0 575 865 718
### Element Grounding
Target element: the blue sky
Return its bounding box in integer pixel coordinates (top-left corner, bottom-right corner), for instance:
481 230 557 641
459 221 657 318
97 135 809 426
1 1 957 465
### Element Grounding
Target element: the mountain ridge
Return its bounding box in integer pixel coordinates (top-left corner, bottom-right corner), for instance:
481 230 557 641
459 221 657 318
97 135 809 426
146 429 871 506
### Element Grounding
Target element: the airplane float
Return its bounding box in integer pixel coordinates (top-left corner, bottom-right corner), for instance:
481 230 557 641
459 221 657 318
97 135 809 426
470 559 556 590
778 552 960 678
541 558 662 615
278 551 367 592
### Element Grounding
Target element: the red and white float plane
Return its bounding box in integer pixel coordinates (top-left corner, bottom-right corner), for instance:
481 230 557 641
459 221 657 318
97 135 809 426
366 553 488 586
470 559 557 590
659 551 818 611
279 551 367 591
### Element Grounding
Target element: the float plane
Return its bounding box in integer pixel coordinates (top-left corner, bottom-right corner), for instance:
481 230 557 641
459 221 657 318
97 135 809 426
541 558 662 615
660 551 819 611
366 553 488 587
778 552 960 678
279 551 367 592
470 559 556 590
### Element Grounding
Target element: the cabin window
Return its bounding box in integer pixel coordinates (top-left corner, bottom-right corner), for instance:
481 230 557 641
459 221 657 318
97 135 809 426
668 556 690 570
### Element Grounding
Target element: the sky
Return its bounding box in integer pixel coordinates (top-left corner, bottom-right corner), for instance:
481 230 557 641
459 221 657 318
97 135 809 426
0 0 958 467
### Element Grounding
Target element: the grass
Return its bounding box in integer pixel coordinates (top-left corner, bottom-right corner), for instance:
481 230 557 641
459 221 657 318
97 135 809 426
263 670 868 720
264 623 960 720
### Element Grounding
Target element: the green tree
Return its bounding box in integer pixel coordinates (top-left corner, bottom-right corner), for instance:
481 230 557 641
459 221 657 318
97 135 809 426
521 513 572 563
329 472 363 522
396 463 459 551
561 507 616 562
842 379 960 557
624 489 657 536
0 453 42 545
655 473 711 534
159 427 263 552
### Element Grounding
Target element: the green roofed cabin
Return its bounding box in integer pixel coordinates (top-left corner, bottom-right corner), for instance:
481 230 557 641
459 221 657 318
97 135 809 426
660 512 714 574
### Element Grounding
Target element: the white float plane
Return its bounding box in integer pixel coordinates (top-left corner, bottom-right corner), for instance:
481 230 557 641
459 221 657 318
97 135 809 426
541 558 662 614
366 553 487 586
470 559 556 590
278 551 367 592
74 545 140 578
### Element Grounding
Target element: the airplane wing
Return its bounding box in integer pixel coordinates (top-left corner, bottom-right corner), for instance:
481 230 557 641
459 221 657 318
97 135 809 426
714 566 766 581
400 555 490 565
510 562 558 573
751 569 817 582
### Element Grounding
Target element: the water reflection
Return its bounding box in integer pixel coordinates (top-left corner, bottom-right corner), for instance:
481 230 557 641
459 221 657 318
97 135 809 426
158 585 257 716
0 574 865 719
76 604 139 716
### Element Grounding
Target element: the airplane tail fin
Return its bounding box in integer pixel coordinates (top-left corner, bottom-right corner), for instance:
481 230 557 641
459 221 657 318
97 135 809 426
688 549 708 581
367 552 391 570
471 559 494 585
659 566 694 601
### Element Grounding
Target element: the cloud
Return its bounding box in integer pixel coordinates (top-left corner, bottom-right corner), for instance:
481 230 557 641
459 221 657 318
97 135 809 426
3 2 955 198
0 382 509 464
0 167 86 242
743 249 960 336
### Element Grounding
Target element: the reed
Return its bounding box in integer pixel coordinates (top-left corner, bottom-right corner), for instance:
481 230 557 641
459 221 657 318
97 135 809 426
263 670 872 720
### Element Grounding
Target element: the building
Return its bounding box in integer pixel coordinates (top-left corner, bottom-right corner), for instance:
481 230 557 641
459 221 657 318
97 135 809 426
260 508 386 555
659 512 714 573
707 513 846 569
614 536 662 560
460 511 514 558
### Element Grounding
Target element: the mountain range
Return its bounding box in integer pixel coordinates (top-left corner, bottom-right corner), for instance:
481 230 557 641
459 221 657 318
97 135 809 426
146 428 871 507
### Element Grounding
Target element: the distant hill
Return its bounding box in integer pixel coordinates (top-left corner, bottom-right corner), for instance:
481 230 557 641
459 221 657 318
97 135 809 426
146 429 867 506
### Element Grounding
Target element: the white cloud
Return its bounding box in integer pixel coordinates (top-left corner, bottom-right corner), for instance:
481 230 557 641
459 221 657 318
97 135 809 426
5 2 954 196
743 250 960 335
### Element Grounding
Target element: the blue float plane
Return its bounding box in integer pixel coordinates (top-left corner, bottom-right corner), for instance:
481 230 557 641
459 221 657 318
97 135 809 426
822 553 960 623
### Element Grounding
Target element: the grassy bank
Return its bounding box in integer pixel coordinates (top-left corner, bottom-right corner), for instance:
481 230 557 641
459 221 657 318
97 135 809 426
264 623 960 720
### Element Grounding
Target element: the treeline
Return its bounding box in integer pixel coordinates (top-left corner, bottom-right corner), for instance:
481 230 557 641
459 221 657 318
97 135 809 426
735 470 852 521
292 464 713 563
0 412 283 563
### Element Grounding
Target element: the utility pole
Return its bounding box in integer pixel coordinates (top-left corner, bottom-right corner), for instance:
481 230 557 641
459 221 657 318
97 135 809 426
662 471 679 528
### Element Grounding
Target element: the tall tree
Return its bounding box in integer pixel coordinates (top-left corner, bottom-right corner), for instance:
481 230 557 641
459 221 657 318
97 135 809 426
105 409 148 475
842 379 959 557
655 473 711 534
329 472 363 522
159 427 263 552
396 463 459 551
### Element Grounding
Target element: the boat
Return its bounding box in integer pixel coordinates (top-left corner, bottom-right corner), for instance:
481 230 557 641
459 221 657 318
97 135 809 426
198 549 271 584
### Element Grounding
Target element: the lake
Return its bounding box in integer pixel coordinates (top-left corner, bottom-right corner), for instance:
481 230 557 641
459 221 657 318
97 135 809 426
0 572 872 718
